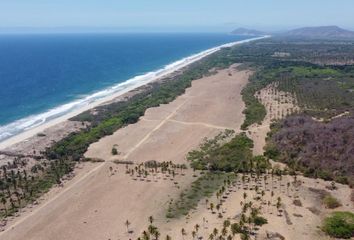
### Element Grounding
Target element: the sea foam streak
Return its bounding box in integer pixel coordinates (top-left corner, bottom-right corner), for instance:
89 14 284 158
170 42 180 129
0 36 267 143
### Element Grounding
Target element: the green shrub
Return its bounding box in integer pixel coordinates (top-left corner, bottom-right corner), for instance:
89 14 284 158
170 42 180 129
111 147 118 155
187 132 266 172
166 172 234 218
322 212 354 239
253 216 268 226
323 195 342 209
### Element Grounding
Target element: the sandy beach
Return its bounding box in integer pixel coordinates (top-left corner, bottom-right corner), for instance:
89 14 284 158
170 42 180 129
1 61 352 240
0 36 267 151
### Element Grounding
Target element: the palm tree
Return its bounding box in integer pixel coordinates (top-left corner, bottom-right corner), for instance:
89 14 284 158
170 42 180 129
149 215 154 225
142 231 150 240
149 225 157 235
210 202 214 213
194 224 200 233
208 233 214 240
213 228 218 237
287 182 290 196
221 227 228 237
9 198 15 211
125 219 131 233
270 191 274 204
192 231 196 240
153 230 160 240
216 204 221 213
240 232 250 240
223 220 230 228
263 175 268 189
1 197 7 216
278 173 283 192
216 192 220 201
231 223 241 236
276 197 282 216
181 228 187 240
267 201 271 213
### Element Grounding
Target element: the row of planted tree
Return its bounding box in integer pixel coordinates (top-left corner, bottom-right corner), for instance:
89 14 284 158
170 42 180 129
121 165 302 240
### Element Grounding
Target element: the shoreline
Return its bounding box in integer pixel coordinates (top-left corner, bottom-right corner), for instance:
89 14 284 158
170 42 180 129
0 35 268 150
0 64 251 239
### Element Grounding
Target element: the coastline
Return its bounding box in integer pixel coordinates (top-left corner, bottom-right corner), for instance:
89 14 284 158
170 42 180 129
0 63 252 239
0 35 267 150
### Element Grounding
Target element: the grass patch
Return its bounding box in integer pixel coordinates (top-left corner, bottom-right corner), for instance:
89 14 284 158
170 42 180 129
323 195 342 209
322 211 354 239
166 172 234 218
188 132 269 173
241 80 267 130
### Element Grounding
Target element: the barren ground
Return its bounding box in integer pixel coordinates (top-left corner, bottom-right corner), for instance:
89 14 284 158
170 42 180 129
1 66 352 240
0 65 250 240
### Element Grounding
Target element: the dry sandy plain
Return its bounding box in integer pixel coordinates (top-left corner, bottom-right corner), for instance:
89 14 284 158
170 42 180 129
0 65 250 240
1 65 353 240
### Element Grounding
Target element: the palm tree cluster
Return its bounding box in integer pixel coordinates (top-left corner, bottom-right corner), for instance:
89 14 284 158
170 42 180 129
124 161 187 183
136 216 163 240
203 168 299 239
0 158 74 219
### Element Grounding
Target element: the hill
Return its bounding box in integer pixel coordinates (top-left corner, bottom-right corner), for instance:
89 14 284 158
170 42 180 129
231 27 265 36
285 26 354 39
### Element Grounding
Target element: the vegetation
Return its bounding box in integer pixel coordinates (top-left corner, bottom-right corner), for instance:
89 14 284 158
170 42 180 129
2 37 254 220
168 131 272 219
0 159 74 218
224 37 354 185
253 216 268 226
322 211 354 239
111 147 118 155
323 195 342 209
265 115 354 186
241 80 267 129
166 172 234 218
45 44 248 163
187 131 270 173
226 39 354 129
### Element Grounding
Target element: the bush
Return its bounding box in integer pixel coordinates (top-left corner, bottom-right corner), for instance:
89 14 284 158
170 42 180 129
187 132 267 172
253 216 268 226
323 195 342 209
322 212 354 239
111 147 118 155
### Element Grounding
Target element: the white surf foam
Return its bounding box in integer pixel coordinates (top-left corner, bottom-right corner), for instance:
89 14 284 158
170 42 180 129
0 36 268 143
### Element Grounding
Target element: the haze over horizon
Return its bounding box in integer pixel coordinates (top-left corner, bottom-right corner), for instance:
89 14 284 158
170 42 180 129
1 0 354 33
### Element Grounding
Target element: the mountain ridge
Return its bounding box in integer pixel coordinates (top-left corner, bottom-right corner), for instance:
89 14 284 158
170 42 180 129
231 27 265 36
285 26 354 39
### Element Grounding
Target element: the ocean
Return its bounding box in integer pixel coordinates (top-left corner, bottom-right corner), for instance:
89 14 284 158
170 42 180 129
0 33 254 142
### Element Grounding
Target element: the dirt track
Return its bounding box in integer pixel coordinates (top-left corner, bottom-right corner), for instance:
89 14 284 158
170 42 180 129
0 65 250 240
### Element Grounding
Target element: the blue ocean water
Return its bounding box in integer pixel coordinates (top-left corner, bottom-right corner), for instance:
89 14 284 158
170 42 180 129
0 33 253 141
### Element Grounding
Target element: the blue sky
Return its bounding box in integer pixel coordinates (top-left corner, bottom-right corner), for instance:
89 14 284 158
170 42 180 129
0 0 354 32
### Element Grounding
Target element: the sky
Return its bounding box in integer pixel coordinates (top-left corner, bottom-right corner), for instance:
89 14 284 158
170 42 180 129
0 0 354 33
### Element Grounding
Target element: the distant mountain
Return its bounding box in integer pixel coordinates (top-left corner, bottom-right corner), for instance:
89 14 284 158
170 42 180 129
231 28 265 36
285 26 354 39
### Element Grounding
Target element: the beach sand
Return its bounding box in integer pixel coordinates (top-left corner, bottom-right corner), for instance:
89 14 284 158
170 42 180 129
0 36 267 151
